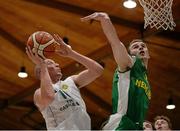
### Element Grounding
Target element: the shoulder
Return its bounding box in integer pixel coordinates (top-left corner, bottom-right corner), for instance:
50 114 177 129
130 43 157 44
63 77 77 87
63 76 80 90
118 56 136 73
63 77 75 84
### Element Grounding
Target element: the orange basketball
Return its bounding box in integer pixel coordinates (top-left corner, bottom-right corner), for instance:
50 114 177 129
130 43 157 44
27 31 58 59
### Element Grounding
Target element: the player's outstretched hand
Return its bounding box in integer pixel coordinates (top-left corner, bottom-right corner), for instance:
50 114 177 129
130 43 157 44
81 12 109 22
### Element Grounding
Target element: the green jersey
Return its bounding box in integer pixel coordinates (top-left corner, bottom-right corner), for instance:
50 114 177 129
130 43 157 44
103 57 151 130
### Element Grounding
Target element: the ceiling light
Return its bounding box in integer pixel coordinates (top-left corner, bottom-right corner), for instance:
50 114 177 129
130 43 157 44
18 66 28 78
166 97 175 110
123 0 137 9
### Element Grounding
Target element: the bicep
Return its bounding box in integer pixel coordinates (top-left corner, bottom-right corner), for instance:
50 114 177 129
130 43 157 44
71 70 98 88
110 41 133 71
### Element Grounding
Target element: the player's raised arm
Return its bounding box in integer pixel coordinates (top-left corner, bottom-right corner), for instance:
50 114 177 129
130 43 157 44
54 34 104 88
81 12 133 71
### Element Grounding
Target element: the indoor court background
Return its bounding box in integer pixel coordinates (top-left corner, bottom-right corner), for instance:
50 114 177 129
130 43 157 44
0 0 179 129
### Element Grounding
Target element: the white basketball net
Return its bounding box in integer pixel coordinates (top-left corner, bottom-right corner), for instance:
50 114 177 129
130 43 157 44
138 0 176 30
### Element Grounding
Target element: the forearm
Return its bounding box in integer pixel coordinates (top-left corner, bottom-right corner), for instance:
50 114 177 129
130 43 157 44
100 16 132 70
100 17 121 45
40 64 54 98
81 12 131 70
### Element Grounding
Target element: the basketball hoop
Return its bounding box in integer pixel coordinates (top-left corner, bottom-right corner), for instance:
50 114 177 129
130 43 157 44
138 0 176 30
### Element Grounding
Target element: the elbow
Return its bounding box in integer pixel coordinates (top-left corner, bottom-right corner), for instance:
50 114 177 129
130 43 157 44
44 93 55 102
43 88 55 99
41 91 55 101
98 66 104 76
47 93 55 99
94 65 104 77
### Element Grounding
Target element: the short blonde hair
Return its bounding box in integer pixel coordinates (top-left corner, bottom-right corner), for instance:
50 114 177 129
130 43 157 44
129 39 144 47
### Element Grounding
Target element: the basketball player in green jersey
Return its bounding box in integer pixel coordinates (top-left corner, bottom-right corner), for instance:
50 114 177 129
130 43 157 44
81 12 151 130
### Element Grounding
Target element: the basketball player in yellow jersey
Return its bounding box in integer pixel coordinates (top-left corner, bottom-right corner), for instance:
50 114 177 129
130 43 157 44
81 12 151 130
26 34 104 130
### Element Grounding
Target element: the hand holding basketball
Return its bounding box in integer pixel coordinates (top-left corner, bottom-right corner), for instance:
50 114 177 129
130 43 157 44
53 34 72 57
26 45 44 66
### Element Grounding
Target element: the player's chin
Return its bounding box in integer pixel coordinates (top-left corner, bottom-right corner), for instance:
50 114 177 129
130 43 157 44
140 56 150 59
57 74 62 80
138 54 150 59
52 74 62 83
143 56 150 59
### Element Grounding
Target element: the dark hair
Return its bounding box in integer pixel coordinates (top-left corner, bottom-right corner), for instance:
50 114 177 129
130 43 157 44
154 115 172 129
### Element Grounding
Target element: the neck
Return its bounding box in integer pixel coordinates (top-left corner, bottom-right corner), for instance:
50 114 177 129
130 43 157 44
142 58 149 69
52 79 61 84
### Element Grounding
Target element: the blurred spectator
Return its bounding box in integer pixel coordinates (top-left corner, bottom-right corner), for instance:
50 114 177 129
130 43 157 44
154 115 172 131
143 120 153 131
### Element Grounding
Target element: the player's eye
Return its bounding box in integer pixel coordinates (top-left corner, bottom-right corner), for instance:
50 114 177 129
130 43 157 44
133 45 139 49
142 45 145 48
